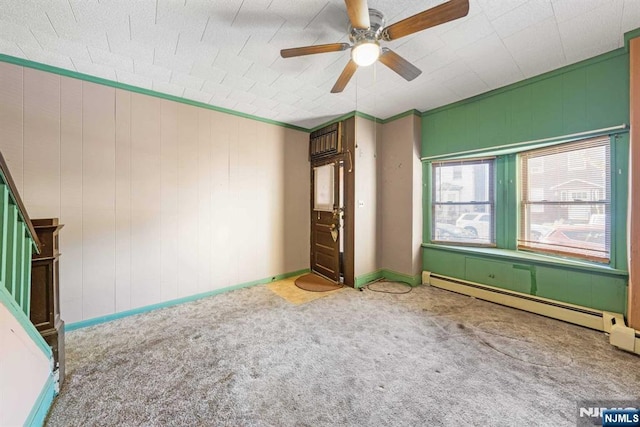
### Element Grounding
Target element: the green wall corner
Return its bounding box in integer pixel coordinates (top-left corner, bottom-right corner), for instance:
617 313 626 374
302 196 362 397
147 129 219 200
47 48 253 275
381 269 422 286
624 27 640 50
355 269 421 288
355 270 384 288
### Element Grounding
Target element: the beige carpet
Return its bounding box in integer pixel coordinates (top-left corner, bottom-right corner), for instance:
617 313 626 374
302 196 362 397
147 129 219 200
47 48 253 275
45 283 640 426
267 276 344 304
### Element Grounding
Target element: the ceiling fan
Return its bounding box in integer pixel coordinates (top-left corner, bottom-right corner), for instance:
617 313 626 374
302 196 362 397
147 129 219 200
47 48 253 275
280 0 469 93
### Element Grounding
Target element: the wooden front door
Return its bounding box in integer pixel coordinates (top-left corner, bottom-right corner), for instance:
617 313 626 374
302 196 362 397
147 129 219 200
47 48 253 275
310 158 341 282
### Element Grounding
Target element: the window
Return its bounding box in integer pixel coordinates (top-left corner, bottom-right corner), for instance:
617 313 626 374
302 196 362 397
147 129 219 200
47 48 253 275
518 137 610 263
568 151 587 170
452 166 462 179
432 158 495 245
529 157 544 174
313 164 334 211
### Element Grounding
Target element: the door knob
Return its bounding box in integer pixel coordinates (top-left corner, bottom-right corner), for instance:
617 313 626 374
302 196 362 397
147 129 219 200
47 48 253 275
330 223 338 242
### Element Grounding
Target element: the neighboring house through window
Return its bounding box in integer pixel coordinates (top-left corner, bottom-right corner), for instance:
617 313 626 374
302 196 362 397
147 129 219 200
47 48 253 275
518 137 610 263
431 158 495 246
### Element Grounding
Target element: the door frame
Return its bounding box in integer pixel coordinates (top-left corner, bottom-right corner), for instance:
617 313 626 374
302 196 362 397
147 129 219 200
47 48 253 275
308 117 355 287
310 157 341 282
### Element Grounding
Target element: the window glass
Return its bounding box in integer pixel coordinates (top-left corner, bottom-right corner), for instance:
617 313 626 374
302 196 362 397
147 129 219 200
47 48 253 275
432 159 495 245
518 137 610 263
313 164 334 211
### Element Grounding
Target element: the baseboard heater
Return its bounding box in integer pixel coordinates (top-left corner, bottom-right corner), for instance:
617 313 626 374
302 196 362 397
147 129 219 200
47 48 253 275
422 271 640 356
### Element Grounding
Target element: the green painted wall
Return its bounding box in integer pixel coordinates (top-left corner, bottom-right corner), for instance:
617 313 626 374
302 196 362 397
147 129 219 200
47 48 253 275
421 49 630 315
422 50 629 157
422 247 627 314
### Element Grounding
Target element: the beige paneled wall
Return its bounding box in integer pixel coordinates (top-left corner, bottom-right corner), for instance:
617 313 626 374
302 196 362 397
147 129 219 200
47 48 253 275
60 77 83 320
24 68 61 217
379 115 413 275
354 114 422 280
378 114 423 279
0 63 25 194
115 89 132 312
83 82 117 319
0 62 309 323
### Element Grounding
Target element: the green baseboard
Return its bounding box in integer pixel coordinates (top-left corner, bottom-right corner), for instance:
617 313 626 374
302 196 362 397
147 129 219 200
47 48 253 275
355 269 421 288
355 270 384 288
381 269 422 286
66 268 310 331
24 373 55 427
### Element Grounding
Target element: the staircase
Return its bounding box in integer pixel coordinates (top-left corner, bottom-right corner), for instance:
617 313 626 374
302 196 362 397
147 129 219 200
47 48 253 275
0 151 55 427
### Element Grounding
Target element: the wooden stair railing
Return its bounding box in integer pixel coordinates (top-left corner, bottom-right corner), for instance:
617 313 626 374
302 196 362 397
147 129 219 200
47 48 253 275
30 218 65 387
0 151 40 316
0 152 67 387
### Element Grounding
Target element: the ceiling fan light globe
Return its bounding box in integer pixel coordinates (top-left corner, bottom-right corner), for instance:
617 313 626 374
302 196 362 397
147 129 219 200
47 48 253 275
352 42 380 67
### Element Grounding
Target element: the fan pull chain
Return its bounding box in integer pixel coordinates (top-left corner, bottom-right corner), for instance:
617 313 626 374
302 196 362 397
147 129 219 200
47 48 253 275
373 62 377 143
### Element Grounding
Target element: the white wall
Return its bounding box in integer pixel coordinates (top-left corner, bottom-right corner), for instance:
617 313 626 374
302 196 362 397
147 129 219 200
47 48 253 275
411 116 423 276
0 301 51 426
0 62 309 323
354 116 380 276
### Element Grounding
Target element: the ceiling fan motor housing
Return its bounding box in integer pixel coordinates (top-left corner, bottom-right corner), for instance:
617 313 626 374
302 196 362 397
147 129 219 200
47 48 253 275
348 8 385 44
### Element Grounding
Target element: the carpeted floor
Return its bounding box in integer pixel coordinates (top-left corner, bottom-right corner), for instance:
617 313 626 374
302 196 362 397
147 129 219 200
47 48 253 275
46 281 640 426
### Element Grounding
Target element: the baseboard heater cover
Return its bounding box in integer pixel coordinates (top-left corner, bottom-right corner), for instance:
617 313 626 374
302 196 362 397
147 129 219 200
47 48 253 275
423 271 640 356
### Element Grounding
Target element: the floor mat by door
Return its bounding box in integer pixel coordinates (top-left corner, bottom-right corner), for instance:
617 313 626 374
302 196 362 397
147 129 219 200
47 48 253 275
295 273 343 292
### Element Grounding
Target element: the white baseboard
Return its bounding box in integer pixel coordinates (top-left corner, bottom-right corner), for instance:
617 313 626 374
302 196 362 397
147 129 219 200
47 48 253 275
425 271 640 356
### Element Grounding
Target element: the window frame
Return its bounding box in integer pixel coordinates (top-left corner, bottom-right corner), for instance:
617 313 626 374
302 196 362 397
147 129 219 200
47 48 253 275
517 137 611 263
430 157 496 247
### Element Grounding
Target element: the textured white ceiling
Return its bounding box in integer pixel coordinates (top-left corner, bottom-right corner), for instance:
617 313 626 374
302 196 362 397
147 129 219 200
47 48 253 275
0 0 639 129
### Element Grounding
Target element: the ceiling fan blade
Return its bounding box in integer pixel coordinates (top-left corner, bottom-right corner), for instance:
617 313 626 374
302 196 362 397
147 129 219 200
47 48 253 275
344 0 370 29
381 0 469 41
379 48 422 81
331 60 358 93
281 43 351 58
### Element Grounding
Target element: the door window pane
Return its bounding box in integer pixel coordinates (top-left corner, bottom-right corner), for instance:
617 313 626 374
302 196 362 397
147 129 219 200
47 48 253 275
314 164 334 211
